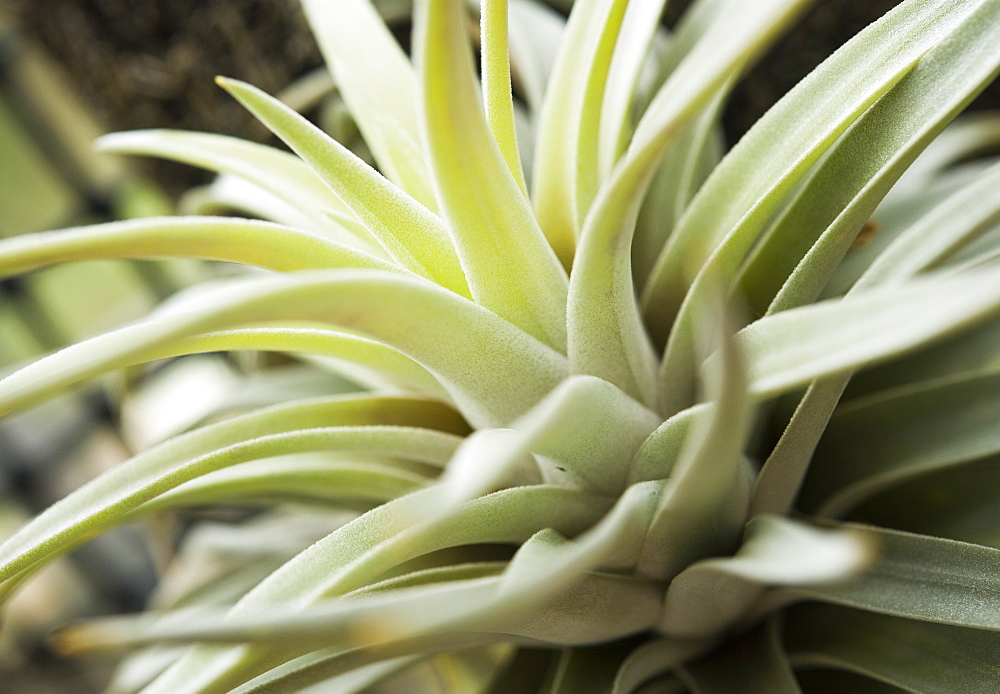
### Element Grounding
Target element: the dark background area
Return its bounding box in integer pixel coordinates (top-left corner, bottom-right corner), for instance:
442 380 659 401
6 0 999 195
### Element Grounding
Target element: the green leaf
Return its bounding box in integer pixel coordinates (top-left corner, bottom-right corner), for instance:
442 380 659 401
737 269 1000 399
0 395 463 585
415 0 569 351
787 604 1000 692
0 270 568 427
133 485 618 691
97 130 368 244
534 0 631 249
216 78 470 297
643 0 984 341
678 620 799 694
547 642 637 694
787 524 1000 631
857 160 1000 290
481 0 528 196
739 0 1000 314
166 326 446 397
143 454 432 510
659 516 873 639
0 216 399 277
446 376 659 496
568 0 808 407
612 637 710 694
300 0 438 210
638 286 752 580
802 371 1000 517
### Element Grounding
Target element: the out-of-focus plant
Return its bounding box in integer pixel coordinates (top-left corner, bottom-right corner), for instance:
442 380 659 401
1 0 1000 691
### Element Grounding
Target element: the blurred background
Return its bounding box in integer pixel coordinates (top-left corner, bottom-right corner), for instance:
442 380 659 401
0 0 997 691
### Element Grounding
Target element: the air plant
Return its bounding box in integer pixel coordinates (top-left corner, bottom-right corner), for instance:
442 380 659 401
1 0 1000 691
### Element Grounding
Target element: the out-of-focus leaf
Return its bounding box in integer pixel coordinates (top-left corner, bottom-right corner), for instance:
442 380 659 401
677 620 799 694
787 604 1000 692
300 0 438 209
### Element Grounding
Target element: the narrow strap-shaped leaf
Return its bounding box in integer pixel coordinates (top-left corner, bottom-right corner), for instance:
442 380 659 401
677 620 800 694
802 371 1000 517
567 0 807 407
787 604 1000 693
531 0 626 261
481 0 528 196
596 0 668 178
58 570 659 654
547 642 637 694
0 270 568 427
642 0 982 342
857 160 1000 290
415 0 569 351
612 637 710 694
740 0 1000 315
638 287 752 580
300 0 438 210
0 216 400 277
166 327 446 397
97 130 366 244
445 375 662 496
139 485 614 692
507 0 565 113
0 395 463 584
216 78 470 297
659 516 872 639
737 269 1000 400
142 455 432 510
787 524 1000 630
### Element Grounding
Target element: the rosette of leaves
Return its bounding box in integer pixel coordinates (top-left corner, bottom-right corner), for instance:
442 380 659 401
2 0 1000 691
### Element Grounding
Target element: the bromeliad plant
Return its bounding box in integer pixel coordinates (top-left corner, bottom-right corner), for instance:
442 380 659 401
2 0 1000 690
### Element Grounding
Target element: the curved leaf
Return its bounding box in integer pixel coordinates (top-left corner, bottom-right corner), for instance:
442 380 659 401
300 0 438 209
0 270 568 427
0 217 399 277
216 78 469 296
415 0 569 351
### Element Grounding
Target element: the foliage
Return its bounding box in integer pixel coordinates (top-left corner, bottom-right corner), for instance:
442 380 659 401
2 0 1000 691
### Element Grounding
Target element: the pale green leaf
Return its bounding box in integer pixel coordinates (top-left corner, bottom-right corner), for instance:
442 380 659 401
481 0 528 195
300 0 438 210
659 516 873 639
0 270 568 427
643 0 982 341
857 160 1000 290
0 395 463 585
0 216 399 277
507 0 565 113
531 0 629 261
415 0 569 351
143 454 432 510
612 637 710 694
216 78 470 296
802 371 1000 517
787 604 1000 692
737 269 1000 399
678 621 799 694
740 0 1000 314
568 0 807 407
638 287 752 579
97 130 367 244
786 524 1000 630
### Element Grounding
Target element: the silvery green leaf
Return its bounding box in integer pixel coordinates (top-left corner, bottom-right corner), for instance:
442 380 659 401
787 604 1000 692
416 0 570 352
300 0 438 209
98 131 367 244
216 78 470 296
802 370 1000 517
0 217 398 277
677 621 799 694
